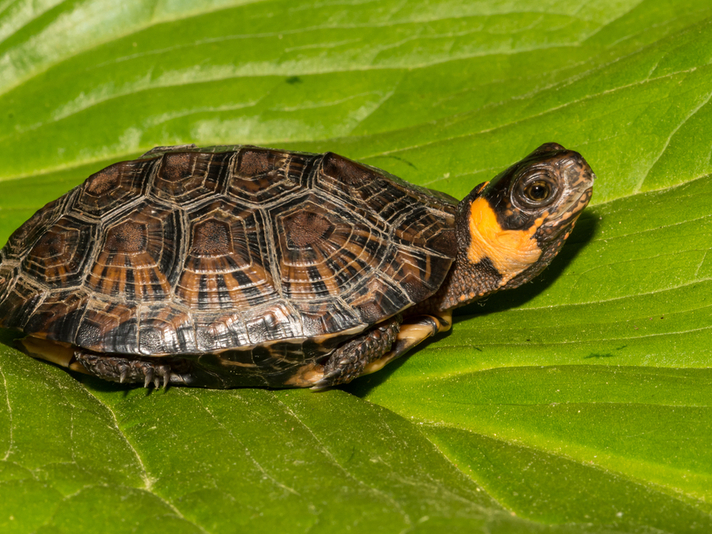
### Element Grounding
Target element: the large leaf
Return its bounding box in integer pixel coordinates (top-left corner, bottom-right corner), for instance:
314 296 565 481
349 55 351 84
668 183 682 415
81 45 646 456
1 0 711 532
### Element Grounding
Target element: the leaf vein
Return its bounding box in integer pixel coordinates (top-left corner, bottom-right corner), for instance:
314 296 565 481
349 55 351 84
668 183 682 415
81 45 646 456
274 395 413 527
636 84 712 193
177 389 302 497
0 365 13 461
83 387 155 492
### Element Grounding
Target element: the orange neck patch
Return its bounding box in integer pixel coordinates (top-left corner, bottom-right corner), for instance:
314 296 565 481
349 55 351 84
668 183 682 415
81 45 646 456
467 197 546 286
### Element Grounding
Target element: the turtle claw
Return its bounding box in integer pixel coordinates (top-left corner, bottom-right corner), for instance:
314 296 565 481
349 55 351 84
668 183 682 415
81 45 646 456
311 359 354 390
311 371 344 391
143 365 171 389
74 352 181 389
144 367 155 388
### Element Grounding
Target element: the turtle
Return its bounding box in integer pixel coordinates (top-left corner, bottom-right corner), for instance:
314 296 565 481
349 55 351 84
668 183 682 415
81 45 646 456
0 142 594 389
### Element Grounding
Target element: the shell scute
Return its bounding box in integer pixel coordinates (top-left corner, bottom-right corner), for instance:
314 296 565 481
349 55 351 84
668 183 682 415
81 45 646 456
24 289 90 343
317 152 456 228
87 200 181 302
0 277 48 331
296 299 360 339
75 160 152 218
244 300 304 344
21 215 95 289
342 276 411 325
151 151 231 204
138 303 195 355
393 205 457 258
271 193 389 301
194 310 249 352
227 147 305 204
0 263 17 304
178 199 277 310
77 299 138 353
378 244 449 304
3 193 73 261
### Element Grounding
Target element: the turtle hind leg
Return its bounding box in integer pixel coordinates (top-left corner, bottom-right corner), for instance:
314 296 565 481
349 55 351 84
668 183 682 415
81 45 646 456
17 336 176 388
73 352 193 389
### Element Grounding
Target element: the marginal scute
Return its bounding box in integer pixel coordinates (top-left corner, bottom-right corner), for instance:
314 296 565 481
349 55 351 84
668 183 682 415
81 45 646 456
297 299 361 338
321 152 370 190
318 152 457 226
137 303 196 354
394 205 457 258
77 299 139 353
194 310 250 352
425 229 458 258
85 164 121 195
158 152 194 182
237 148 276 176
227 147 302 204
387 242 454 305
75 321 104 351
0 277 48 330
151 151 230 204
0 263 16 305
343 276 411 325
76 160 151 217
23 290 90 343
244 301 303 344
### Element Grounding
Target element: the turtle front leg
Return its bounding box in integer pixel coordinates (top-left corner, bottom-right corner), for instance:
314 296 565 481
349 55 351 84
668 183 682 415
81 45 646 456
362 311 452 376
311 316 402 389
312 311 451 389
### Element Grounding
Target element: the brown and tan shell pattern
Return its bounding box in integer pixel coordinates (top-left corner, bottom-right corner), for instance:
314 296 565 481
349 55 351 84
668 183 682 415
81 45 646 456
0 146 457 362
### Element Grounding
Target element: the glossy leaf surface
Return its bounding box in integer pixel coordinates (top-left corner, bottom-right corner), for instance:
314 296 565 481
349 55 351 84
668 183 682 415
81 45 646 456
1 1 711 532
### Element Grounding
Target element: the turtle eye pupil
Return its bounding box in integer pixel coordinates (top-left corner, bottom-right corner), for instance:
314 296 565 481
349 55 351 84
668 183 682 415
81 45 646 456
526 181 551 201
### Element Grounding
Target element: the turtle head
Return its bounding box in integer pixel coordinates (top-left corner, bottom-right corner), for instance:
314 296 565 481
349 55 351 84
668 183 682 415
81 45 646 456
437 143 594 310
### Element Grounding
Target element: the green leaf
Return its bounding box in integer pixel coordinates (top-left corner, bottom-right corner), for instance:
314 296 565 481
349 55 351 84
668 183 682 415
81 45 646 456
1 0 712 532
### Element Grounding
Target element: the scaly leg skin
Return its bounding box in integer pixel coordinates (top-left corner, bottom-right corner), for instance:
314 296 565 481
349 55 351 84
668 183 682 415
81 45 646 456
312 311 452 389
73 352 193 388
361 311 452 377
312 315 403 390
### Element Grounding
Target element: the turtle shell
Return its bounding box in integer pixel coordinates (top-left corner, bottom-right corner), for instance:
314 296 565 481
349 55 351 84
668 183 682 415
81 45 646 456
0 146 457 367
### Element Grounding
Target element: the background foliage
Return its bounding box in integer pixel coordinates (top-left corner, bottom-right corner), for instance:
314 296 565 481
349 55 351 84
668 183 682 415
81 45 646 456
1 0 711 532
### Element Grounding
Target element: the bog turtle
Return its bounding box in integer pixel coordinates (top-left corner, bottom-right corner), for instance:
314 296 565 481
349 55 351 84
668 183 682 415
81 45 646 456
0 143 594 388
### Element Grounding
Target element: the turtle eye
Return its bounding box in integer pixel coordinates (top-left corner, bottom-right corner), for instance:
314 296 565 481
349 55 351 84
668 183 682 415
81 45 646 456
525 180 551 202
511 170 559 210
